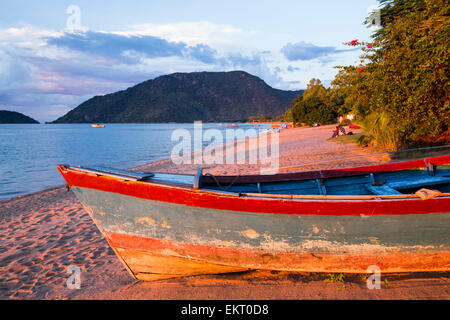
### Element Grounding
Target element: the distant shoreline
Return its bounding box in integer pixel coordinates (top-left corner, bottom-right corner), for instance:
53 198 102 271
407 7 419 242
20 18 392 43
0 122 274 201
1 124 383 202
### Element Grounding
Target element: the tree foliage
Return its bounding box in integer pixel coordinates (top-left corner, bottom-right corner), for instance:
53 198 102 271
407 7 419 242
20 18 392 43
291 79 338 126
333 0 449 149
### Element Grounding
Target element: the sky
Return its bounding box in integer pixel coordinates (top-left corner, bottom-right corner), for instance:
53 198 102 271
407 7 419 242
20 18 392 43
0 0 381 123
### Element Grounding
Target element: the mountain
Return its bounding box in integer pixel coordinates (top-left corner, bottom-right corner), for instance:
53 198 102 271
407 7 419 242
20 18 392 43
0 110 39 124
52 71 303 123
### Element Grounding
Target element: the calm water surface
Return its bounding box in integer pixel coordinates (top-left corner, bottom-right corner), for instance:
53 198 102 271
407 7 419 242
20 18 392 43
0 123 267 200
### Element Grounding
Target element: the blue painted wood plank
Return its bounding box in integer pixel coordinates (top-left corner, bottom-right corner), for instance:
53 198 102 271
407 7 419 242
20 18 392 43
150 173 195 185
365 184 402 195
76 166 154 180
387 176 450 190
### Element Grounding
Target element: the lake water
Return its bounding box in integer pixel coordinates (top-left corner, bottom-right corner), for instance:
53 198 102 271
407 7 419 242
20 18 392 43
0 123 268 200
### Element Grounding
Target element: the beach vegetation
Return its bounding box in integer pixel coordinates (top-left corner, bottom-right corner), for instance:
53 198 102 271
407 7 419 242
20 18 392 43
288 0 449 150
333 0 449 150
324 273 346 283
384 277 390 288
357 134 376 148
291 96 337 127
291 79 338 126
331 132 364 145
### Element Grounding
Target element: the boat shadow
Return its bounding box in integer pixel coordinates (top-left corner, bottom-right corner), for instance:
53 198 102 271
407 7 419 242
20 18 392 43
136 269 450 287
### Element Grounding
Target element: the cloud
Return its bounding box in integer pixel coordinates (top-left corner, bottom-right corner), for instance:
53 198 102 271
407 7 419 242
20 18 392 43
0 46 165 122
0 24 300 121
0 51 32 88
45 31 188 64
281 41 353 61
186 44 218 64
0 25 60 46
0 94 91 123
287 65 300 72
20 54 159 89
222 52 262 67
44 30 246 68
2 27 281 97
123 22 243 48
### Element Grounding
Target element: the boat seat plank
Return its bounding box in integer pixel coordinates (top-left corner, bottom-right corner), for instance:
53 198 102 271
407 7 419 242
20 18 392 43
151 174 195 185
75 166 196 185
387 176 450 190
76 166 154 180
365 184 402 195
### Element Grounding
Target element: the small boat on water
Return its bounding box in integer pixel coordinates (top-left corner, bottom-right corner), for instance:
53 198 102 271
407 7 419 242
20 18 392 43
92 123 105 128
57 155 450 281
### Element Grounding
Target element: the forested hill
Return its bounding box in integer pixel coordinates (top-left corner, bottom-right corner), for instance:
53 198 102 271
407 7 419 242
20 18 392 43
52 71 303 123
0 110 39 124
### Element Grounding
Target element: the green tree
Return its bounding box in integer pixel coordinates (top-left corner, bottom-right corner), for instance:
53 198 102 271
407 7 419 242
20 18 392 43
287 79 340 127
302 79 329 102
292 96 337 126
331 66 371 118
333 0 449 149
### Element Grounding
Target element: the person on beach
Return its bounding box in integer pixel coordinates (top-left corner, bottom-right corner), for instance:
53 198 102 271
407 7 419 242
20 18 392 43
331 126 340 138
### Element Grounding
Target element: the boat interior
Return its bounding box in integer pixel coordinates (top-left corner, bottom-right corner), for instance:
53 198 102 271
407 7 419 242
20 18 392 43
64 162 450 197
199 165 450 196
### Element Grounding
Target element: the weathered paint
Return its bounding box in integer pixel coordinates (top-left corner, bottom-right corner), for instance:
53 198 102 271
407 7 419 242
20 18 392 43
115 247 249 281
56 155 450 280
109 233 450 279
72 186 450 278
74 187 450 251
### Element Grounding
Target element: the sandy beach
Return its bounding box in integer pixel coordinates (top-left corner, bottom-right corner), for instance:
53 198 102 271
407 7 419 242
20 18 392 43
1 124 449 300
134 125 390 175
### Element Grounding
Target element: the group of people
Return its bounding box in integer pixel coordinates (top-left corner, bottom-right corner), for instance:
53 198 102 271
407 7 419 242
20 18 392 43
331 125 352 138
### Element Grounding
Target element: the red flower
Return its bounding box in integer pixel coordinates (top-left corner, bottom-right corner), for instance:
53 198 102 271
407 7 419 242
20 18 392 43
358 66 366 73
368 42 373 49
349 39 358 46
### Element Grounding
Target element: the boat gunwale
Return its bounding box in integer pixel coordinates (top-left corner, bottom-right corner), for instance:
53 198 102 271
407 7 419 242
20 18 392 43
60 165 450 201
58 154 450 202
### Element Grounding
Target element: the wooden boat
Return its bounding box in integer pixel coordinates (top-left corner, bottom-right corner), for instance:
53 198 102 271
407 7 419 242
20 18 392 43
91 123 105 128
57 155 450 281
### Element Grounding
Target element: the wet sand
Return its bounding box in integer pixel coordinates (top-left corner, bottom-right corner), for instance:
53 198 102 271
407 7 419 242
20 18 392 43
1 125 449 299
